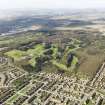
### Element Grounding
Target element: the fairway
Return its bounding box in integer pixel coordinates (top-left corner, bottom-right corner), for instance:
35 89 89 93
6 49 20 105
5 50 27 60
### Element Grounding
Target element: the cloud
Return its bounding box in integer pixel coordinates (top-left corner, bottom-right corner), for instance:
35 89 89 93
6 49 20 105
0 0 105 10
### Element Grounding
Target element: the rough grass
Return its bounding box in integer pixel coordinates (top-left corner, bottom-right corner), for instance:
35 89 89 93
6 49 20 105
76 48 105 78
0 34 38 47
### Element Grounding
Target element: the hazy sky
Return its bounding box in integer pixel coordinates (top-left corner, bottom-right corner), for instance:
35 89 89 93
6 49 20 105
0 0 105 10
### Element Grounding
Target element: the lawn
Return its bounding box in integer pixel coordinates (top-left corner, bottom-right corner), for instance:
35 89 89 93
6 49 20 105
5 93 20 104
19 84 34 95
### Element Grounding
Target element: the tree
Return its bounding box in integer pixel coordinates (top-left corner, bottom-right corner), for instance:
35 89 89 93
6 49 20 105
35 55 51 71
66 53 74 67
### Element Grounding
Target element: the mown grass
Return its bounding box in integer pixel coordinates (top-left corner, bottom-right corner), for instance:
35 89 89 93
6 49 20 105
5 44 45 67
5 93 20 104
52 60 68 71
51 46 58 59
5 50 27 60
71 56 78 69
27 44 45 67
